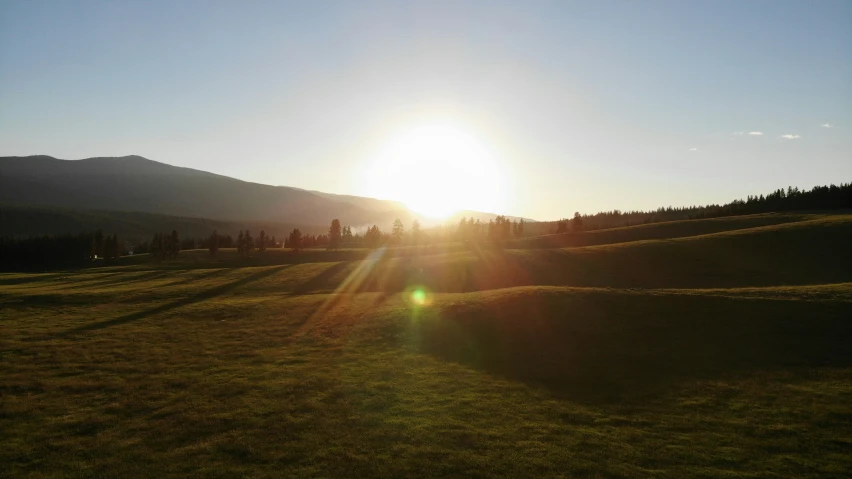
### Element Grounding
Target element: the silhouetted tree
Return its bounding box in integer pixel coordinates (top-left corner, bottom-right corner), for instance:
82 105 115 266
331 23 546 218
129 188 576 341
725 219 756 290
365 225 382 248
243 230 254 257
237 230 245 256
288 228 302 253
556 219 568 234
328 219 342 250
572 212 584 232
104 234 120 262
92 229 104 259
258 230 267 252
392 219 404 244
209 230 219 257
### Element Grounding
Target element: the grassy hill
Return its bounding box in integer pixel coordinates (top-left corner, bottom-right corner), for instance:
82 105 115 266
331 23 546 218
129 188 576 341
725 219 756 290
2 212 851 477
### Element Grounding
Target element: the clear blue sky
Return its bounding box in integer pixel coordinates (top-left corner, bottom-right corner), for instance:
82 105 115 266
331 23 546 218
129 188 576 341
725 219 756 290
1 0 850 220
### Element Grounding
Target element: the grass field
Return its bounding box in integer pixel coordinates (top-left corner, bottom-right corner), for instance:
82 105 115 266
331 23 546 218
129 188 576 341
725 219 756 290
2 213 852 478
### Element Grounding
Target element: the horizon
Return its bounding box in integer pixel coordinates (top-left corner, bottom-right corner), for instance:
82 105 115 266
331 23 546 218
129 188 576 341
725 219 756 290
1 0 851 220
7 152 848 224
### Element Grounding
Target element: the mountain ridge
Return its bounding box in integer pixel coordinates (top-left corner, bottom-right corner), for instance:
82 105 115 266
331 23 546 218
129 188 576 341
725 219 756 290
0 155 530 234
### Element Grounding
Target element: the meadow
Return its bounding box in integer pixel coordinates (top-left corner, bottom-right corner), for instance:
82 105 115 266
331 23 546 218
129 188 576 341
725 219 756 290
2 213 852 478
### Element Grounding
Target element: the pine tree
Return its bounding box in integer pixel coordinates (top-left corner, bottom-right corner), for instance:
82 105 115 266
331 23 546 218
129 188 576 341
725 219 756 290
209 230 219 257
392 219 404 245
288 228 302 253
93 229 104 259
258 230 267 252
571 212 584 232
328 219 342 250
244 230 254 257
169 230 179 259
365 225 382 248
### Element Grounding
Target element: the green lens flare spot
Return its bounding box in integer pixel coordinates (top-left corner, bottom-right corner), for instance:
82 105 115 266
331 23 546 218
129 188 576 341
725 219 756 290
411 288 427 306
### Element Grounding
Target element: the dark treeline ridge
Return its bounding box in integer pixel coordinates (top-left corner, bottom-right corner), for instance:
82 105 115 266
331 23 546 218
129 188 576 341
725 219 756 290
0 229 120 271
527 183 852 235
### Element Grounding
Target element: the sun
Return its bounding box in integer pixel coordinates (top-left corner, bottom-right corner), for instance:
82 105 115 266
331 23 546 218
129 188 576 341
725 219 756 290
366 124 502 217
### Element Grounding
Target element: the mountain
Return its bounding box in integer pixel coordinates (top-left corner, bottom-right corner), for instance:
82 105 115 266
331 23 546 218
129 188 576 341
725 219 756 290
0 155 529 235
0 155 409 226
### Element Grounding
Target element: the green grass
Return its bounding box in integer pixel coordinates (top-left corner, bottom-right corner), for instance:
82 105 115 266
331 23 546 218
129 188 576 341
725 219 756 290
2 214 852 477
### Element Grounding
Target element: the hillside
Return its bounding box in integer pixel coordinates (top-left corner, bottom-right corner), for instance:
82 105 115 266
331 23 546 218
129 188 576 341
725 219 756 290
0 156 527 234
0 155 408 227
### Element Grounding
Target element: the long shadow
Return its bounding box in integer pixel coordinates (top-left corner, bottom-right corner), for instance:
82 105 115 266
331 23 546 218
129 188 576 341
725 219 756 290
409 291 852 404
157 268 231 288
291 262 352 295
58 265 292 337
0 272 72 286
58 270 173 291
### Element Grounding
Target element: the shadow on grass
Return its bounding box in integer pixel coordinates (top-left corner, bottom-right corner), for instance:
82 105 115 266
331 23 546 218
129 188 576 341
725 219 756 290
58 270 175 291
292 262 353 295
0 272 72 286
158 268 232 288
407 291 852 404
58 265 293 336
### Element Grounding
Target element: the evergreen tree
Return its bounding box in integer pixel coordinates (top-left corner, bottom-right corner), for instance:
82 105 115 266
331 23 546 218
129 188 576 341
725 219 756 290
392 219 404 244
258 230 267 252
572 212 584 232
169 230 180 259
244 230 254 257
365 225 382 248
288 228 302 253
93 229 104 259
209 230 219 257
556 219 568 234
328 219 342 250
237 230 245 256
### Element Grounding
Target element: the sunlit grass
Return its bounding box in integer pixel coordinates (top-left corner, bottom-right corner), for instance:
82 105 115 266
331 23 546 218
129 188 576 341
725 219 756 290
2 214 852 477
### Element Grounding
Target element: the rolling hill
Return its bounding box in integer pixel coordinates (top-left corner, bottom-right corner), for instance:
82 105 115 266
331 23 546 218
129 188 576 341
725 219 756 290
1 211 850 477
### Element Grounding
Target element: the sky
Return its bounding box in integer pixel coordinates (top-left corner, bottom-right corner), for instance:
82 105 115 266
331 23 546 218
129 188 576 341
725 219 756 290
1 0 850 220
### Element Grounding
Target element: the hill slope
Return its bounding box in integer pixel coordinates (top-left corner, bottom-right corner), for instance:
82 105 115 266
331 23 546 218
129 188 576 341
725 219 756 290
0 155 405 226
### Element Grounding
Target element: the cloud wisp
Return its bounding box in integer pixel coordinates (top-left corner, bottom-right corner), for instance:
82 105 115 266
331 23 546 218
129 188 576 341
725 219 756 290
748 131 763 136
733 131 744 136
689 147 698 151
779 134 801 140
821 123 834 128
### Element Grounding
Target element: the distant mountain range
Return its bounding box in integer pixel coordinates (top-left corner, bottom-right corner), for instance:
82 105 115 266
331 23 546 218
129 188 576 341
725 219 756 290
0 155 528 239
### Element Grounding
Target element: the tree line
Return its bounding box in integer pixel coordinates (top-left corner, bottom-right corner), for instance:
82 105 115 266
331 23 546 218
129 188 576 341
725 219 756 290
3 182 848 270
0 229 121 271
529 183 852 236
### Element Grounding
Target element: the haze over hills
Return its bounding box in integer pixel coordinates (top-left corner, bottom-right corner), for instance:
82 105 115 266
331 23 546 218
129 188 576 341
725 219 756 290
0 155 528 236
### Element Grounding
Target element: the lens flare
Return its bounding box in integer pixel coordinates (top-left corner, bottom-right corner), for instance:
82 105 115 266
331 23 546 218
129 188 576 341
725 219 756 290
412 288 427 306
407 285 433 307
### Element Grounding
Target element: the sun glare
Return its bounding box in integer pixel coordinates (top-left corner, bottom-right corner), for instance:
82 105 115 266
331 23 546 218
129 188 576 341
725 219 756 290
367 124 502 217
